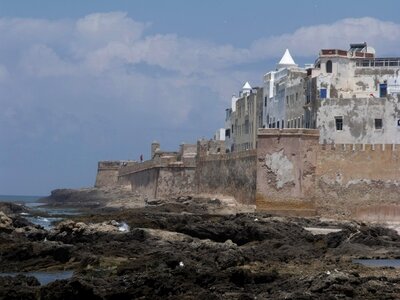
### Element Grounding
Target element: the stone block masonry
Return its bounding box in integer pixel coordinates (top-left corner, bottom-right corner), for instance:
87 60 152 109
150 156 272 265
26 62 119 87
95 130 400 221
196 150 257 205
256 129 319 216
316 143 400 219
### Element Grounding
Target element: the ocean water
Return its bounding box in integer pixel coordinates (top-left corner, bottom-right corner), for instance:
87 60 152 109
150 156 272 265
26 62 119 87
0 194 44 203
0 194 79 229
353 259 400 268
0 271 73 285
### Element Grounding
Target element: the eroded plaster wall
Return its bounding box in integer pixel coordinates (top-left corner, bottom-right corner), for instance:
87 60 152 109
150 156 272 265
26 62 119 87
317 97 400 144
316 144 400 220
256 129 319 212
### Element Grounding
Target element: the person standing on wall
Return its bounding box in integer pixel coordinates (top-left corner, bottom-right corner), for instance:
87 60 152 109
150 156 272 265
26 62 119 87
140 154 143 162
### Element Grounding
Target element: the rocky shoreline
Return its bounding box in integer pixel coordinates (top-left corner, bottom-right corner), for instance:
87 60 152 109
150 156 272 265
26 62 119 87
1 193 400 299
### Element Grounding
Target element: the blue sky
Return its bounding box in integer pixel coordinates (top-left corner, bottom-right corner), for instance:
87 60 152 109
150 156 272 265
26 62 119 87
1 0 400 195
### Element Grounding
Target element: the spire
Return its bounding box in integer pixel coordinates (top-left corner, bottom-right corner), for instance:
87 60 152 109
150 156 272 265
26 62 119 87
277 49 297 69
242 81 252 90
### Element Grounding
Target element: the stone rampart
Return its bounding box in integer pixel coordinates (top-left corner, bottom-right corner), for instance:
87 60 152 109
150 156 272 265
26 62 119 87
256 129 319 216
95 131 400 221
196 150 257 205
118 164 196 200
316 143 400 220
95 161 126 188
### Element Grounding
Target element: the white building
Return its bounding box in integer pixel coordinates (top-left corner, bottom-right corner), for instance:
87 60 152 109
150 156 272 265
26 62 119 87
263 49 307 129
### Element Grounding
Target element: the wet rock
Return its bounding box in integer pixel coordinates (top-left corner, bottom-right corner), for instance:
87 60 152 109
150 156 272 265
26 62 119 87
0 211 14 233
40 279 101 300
0 274 39 300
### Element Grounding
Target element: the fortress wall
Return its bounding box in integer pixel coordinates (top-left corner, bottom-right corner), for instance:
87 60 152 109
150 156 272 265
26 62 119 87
254 129 400 220
156 167 196 199
256 129 319 216
121 167 159 200
195 151 257 205
316 143 400 220
95 161 123 188
118 164 196 200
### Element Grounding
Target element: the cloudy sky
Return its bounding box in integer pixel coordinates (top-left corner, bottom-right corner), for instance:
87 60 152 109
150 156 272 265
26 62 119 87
1 0 400 195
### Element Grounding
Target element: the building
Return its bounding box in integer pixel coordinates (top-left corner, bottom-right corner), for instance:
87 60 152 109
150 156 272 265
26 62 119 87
224 82 263 152
309 42 400 144
263 43 400 144
263 49 308 130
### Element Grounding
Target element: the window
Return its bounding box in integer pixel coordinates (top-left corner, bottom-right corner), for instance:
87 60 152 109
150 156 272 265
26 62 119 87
335 116 343 131
320 88 327 99
375 119 383 129
225 129 230 138
264 96 267 106
326 60 332 73
380 84 387 97
277 121 280 129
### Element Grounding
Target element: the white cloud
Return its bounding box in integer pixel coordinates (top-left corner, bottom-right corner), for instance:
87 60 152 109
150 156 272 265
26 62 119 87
251 17 400 58
2 13 400 194
1 14 399 144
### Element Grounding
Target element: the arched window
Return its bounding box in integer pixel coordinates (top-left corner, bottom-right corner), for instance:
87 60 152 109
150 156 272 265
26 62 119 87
326 60 332 73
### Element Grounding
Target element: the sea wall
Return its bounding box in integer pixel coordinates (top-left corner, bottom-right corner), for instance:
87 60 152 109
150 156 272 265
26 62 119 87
95 161 125 188
95 130 400 221
195 151 257 205
316 143 400 220
255 129 400 220
256 129 319 216
118 163 196 200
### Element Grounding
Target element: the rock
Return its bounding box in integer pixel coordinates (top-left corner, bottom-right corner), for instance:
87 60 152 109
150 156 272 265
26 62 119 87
0 274 40 300
0 211 14 233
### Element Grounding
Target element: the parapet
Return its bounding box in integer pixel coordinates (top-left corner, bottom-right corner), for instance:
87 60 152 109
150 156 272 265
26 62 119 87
98 161 135 170
319 143 400 153
257 128 320 138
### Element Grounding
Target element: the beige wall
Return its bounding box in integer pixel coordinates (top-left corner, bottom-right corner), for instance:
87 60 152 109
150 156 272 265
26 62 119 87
256 129 319 213
316 143 400 219
196 151 257 205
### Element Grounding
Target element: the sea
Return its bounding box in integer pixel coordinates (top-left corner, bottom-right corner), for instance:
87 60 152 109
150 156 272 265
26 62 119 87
0 194 80 229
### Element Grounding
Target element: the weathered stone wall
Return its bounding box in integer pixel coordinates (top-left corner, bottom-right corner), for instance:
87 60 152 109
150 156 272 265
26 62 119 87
196 151 257 205
256 129 319 215
316 143 400 220
124 167 158 200
157 167 196 199
95 161 125 188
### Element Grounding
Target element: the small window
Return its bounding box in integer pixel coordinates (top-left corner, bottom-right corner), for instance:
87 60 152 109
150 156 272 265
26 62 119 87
375 119 383 129
264 96 267 106
320 88 327 99
326 60 332 73
335 117 343 131
277 121 280 129
380 84 387 97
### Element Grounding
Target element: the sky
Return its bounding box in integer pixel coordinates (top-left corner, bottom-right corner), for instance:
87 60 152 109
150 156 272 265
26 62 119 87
1 0 400 195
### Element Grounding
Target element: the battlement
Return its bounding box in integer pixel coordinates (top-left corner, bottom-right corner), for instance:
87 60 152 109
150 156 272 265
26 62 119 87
198 149 256 162
319 143 400 152
257 128 320 137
